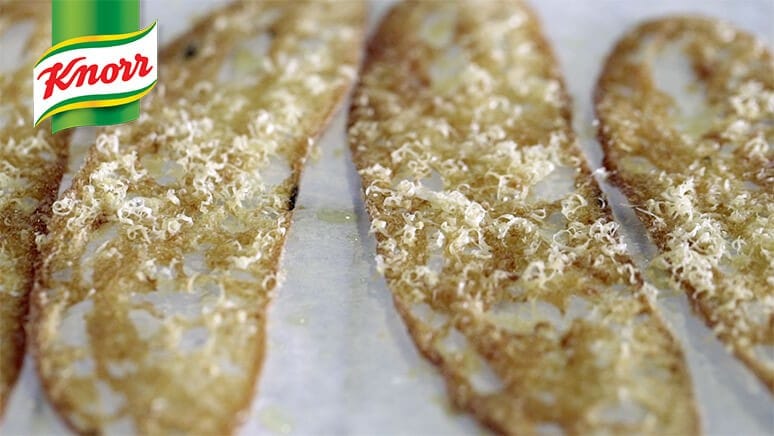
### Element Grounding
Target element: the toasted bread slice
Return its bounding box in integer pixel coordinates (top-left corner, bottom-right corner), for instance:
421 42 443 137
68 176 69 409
595 17 773 391
30 1 364 433
349 1 698 433
0 1 69 417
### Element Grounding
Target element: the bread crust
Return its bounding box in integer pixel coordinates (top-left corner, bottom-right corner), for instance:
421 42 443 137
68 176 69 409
29 2 364 433
0 1 70 418
595 16 774 391
349 1 699 434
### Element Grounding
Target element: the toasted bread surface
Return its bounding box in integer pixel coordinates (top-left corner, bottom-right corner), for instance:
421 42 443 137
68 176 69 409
595 17 773 391
349 1 699 433
0 1 69 417
31 1 364 433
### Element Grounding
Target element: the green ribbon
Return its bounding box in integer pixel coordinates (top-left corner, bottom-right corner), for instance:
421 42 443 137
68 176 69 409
51 0 140 133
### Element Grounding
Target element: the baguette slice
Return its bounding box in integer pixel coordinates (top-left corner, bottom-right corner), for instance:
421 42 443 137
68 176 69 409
349 1 698 433
595 17 773 391
31 1 364 433
0 1 69 417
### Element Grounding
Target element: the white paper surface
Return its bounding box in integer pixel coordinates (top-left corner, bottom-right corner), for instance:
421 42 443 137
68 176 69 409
2 1 772 434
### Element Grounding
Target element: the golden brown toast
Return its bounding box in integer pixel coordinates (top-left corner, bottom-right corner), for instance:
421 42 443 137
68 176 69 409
30 1 364 433
595 17 773 391
0 1 69 417
349 1 699 433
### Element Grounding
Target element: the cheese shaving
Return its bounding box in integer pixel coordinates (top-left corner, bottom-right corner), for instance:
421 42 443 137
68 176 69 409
31 2 363 433
596 16 774 391
349 1 698 434
0 1 69 417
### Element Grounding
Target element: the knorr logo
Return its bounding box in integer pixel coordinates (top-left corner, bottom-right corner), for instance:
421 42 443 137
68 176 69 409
33 1 157 133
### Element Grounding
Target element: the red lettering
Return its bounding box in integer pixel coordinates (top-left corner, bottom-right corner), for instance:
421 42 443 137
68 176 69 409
37 57 86 99
119 58 135 81
37 53 153 99
135 54 153 77
73 64 99 87
100 64 119 83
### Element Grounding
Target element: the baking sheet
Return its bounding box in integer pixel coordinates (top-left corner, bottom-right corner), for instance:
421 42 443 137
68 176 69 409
2 0 773 434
